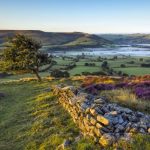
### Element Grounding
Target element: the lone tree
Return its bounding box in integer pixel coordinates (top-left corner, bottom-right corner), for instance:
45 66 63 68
2 34 43 81
101 61 108 69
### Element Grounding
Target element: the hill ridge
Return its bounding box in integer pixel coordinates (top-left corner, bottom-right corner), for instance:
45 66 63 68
0 30 112 50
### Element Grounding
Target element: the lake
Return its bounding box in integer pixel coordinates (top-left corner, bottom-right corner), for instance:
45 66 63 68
49 46 150 57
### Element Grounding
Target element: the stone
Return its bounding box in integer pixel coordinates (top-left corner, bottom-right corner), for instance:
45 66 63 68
117 125 125 131
139 124 147 130
139 128 146 134
57 144 63 150
63 86 75 91
101 127 110 133
125 126 131 133
90 108 97 116
104 114 119 125
90 117 97 125
94 98 105 104
57 87 150 147
101 107 109 113
95 107 104 115
99 134 115 147
128 115 138 122
122 108 132 114
94 128 102 137
85 108 90 113
62 139 71 149
96 123 103 129
74 135 81 143
121 121 128 127
108 111 118 116
94 137 99 143
84 123 90 132
148 128 150 133
120 133 132 141
129 128 137 133
115 133 120 139
118 115 124 124
86 114 91 121
91 104 97 109
81 103 89 111
97 115 109 126
137 112 144 117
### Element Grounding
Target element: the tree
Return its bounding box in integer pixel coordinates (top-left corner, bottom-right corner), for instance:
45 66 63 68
101 61 108 69
120 64 126 68
2 34 42 81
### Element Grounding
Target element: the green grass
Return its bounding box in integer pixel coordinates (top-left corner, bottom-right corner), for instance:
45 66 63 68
101 89 150 114
117 134 150 150
114 67 150 75
0 72 50 83
69 66 101 76
0 80 150 150
55 58 74 65
52 56 150 76
0 81 100 150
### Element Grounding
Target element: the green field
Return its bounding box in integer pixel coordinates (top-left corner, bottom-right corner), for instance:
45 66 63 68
114 67 150 75
0 80 150 150
0 81 100 150
69 66 101 76
53 56 150 76
0 56 150 82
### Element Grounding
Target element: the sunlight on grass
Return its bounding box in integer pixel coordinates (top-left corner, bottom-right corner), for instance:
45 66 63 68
101 89 150 113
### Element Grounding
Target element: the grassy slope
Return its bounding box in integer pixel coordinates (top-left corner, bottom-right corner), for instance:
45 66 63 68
0 81 100 150
0 30 112 49
99 34 150 45
0 80 150 150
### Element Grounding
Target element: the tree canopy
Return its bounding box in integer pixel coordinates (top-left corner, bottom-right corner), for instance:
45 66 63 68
1 34 43 81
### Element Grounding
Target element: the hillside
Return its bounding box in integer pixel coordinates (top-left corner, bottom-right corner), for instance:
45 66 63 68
0 30 112 50
0 76 150 149
99 34 150 45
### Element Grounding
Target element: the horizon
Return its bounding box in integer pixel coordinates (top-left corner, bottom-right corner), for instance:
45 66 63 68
0 29 150 35
1 0 150 33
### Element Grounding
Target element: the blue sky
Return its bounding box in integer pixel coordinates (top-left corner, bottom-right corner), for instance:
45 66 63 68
0 0 150 33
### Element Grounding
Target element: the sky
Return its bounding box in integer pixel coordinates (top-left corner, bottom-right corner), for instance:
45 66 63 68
0 0 150 33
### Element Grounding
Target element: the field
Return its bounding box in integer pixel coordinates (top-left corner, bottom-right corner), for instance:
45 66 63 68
0 78 150 150
0 55 150 149
1 56 150 83
53 56 150 76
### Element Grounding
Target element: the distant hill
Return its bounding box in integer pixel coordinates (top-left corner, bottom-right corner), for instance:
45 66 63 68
99 34 150 45
0 30 112 50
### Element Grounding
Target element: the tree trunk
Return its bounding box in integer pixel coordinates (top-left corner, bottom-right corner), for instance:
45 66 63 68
33 69 42 82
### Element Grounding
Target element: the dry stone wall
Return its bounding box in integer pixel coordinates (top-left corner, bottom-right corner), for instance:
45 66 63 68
53 86 150 147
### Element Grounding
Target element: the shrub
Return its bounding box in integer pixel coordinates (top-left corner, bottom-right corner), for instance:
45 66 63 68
141 63 150 67
101 61 108 69
139 58 143 61
127 61 135 64
84 63 96 66
50 69 70 78
120 64 126 68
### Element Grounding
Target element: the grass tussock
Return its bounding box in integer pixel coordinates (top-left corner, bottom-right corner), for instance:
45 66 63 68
101 89 150 114
117 134 150 150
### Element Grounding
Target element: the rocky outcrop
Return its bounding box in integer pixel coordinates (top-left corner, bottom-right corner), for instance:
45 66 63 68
53 86 150 147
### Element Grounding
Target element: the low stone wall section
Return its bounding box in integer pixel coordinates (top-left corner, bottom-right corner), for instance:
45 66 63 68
53 86 150 147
